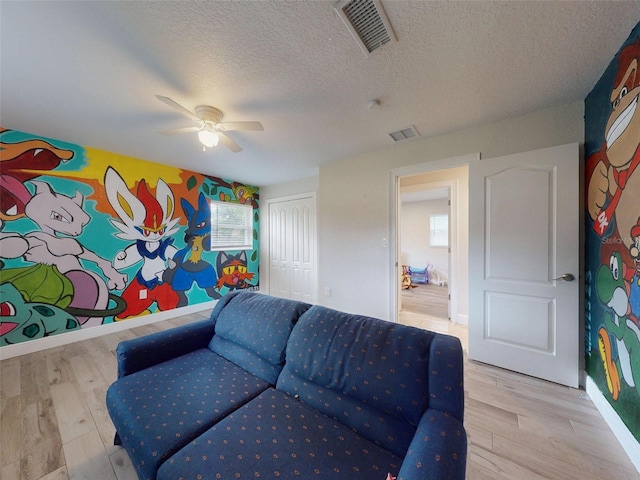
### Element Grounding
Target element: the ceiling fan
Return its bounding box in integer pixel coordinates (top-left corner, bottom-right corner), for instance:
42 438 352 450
155 95 263 152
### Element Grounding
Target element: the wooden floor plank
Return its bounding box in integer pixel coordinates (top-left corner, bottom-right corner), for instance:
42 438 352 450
401 283 449 319
45 349 77 388
1 357 21 404
20 399 64 480
49 382 95 445
0 460 20 480
470 445 549 480
493 433 629 480
21 352 51 408
109 447 136 480
36 466 68 480
0 395 21 468
85 386 118 453
62 429 117 480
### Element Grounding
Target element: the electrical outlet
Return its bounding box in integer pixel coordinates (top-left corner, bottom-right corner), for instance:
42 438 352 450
324 287 332 297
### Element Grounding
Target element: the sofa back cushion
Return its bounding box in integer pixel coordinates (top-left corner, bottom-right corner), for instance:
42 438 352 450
209 291 311 384
276 305 435 457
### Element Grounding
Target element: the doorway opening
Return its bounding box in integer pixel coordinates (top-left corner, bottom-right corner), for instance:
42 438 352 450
399 184 451 320
389 153 477 328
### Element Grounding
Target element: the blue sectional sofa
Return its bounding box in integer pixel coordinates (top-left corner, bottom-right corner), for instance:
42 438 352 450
106 291 466 480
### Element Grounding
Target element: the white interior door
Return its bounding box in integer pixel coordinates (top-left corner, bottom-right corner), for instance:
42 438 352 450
469 143 580 387
268 195 317 303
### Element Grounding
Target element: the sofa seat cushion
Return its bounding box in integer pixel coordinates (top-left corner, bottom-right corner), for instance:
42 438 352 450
106 348 269 480
277 305 435 457
209 291 311 384
157 388 403 480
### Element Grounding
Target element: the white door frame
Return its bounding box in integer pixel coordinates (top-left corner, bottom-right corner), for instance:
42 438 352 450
389 153 479 322
262 192 318 303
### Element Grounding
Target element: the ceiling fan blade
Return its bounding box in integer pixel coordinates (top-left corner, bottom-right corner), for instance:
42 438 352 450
221 121 264 132
218 132 243 153
155 95 201 123
159 126 202 135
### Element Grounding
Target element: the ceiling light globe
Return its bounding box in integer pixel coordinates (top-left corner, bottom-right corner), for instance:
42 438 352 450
198 129 219 148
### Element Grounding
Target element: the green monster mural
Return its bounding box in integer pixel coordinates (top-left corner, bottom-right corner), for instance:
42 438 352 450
0 128 260 347
0 283 80 346
596 252 640 400
585 23 640 442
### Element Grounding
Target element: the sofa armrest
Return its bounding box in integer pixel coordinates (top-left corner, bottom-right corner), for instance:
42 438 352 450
397 409 467 480
428 334 465 421
116 318 216 378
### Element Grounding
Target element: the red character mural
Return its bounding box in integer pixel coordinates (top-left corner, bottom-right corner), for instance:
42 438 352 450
104 167 180 319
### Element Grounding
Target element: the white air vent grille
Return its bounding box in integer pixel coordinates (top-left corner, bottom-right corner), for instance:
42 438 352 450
389 125 419 142
334 0 397 56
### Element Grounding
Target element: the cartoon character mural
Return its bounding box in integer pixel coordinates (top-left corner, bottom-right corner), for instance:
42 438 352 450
164 192 220 306
595 252 640 401
104 167 180 319
0 283 81 346
0 128 75 222
0 128 260 347
216 251 255 291
0 181 127 327
586 23 640 442
219 182 258 207
587 39 640 244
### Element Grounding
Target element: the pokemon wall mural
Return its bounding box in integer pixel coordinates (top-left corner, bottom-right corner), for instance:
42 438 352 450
585 23 640 442
0 127 259 346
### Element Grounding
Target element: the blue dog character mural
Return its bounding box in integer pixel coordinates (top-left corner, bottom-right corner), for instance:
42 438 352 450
164 192 220 306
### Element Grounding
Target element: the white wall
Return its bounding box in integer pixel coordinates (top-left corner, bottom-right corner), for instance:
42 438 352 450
401 198 449 272
317 101 584 319
260 176 318 200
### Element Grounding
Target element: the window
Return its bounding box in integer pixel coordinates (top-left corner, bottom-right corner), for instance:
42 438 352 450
210 201 254 251
430 214 448 247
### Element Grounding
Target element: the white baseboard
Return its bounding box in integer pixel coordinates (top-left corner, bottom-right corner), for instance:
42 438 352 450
0 301 217 360
586 376 640 473
453 313 468 325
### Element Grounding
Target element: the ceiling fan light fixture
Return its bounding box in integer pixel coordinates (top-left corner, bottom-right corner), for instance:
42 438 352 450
198 128 219 148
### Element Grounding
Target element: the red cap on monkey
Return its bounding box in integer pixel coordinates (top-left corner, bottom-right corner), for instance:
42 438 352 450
631 216 640 239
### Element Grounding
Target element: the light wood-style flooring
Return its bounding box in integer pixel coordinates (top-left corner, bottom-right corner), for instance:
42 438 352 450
399 310 640 480
1 308 639 480
401 283 449 319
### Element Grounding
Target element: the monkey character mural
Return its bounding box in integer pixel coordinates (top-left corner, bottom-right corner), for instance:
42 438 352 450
0 128 260 347
585 22 640 442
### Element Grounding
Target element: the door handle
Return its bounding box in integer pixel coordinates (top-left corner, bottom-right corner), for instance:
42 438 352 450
554 273 575 282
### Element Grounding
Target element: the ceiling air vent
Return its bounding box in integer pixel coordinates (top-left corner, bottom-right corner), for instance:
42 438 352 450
389 125 420 142
334 0 397 56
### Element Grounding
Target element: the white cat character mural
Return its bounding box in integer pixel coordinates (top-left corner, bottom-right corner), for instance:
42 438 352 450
104 167 180 319
0 181 127 328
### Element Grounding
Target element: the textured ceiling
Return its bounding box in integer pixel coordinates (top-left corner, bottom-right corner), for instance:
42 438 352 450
1 1 639 186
